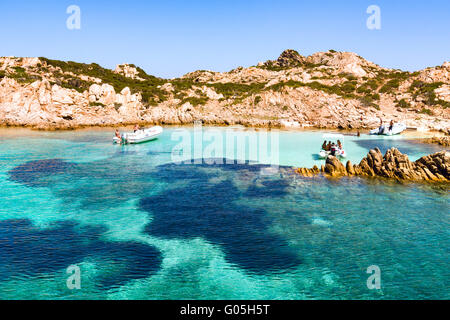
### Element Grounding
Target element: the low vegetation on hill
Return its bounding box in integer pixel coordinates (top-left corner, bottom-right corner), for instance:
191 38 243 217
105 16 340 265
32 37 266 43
0 50 448 131
1 51 448 112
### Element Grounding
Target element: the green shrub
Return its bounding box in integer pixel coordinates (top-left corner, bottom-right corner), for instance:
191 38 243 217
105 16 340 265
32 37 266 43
254 95 262 105
359 96 378 109
408 81 449 108
386 71 410 80
206 82 266 99
89 102 105 107
356 86 371 94
171 79 195 92
269 80 303 91
40 57 168 105
371 93 380 100
379 79 400 93
356 79 380 94
340 81 357 93
367 80 380 90
409 80 443 93
338 72 357 81
439 101 450 109
7 67 41 83
396 99 411 108
267 80 357 99
258 63 285 71
409 80 423 92
12 66 26 73
302 62 322 69
419 108 433 115
181 96 209 106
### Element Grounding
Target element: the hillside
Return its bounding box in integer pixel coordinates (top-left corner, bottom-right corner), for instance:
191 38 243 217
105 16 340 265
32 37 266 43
0 50 449 131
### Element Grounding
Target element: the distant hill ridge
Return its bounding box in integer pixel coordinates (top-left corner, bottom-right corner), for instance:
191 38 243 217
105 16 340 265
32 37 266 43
0 50 449 131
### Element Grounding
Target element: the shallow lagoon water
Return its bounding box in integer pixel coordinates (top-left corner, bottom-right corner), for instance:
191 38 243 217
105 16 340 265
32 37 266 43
0 127 448 300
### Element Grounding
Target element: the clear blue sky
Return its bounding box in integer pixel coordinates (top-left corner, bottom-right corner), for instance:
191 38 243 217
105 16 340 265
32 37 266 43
1 0 449 78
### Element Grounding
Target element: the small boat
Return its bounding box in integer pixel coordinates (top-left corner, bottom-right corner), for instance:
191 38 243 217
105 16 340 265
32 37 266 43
370 123 406 136
319 149 347 159
318 133 347 159
113 126 163 144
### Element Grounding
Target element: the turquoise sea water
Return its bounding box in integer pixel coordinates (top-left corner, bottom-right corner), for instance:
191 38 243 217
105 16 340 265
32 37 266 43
0 126 448 300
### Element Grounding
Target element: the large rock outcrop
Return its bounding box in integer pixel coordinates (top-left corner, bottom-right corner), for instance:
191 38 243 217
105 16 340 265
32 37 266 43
295 148 449 183
114 64 145 81
273 49 305 68
305 51 377 77
0 77 143 129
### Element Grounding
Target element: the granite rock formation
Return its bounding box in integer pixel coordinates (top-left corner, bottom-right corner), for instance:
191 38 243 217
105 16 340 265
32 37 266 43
295 148 449 183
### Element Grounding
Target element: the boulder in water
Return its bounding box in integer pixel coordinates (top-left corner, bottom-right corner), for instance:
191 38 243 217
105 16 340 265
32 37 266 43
295 148 449 183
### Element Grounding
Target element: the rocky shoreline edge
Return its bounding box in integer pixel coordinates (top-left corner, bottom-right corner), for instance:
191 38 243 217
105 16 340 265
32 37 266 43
295 148 449 183
0 121 448 137
421 136 450 147
1 51 450 133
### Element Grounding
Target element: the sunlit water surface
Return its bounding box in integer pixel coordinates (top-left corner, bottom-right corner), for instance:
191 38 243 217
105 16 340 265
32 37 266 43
0 127 448 300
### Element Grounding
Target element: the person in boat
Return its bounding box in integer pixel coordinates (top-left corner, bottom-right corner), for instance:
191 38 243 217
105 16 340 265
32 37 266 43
326 141 332 151
134 124 140 133
115 129 122 144
330 143 337 156
389 120 394 132
337 140 343 150
378 119 385 134
322 140 327 150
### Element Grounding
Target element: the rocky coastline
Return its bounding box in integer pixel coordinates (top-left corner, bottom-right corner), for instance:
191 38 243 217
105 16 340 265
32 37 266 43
422 136 450 147
295 148 449 183
1 50 449 132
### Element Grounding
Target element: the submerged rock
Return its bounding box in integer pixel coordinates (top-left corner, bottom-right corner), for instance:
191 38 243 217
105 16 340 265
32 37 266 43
295 148 449 183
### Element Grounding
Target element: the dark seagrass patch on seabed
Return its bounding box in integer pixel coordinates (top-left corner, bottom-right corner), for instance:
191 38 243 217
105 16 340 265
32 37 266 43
140 159 302 274
8 159 77 187
7 156 302 274
0 219 162 289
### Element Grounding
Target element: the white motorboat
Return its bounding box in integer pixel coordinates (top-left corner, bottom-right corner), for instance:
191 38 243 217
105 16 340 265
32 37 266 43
113 126 163 144
370 123 406 136
318 133 347 159
318 149 347 159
